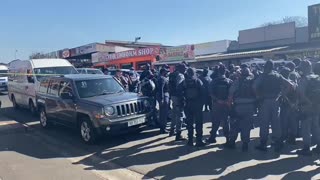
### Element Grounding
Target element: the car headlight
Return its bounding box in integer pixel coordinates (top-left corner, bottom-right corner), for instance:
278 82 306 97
105 106 115 116
143 99 150 107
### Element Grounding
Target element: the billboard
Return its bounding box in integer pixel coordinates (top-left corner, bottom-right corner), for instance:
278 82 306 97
309 3 320 41
92 47 160 63
159 45 195 61
239 22 295 44
194 40 231 55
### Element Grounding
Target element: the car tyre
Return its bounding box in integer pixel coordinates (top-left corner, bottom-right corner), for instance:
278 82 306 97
39 107 51 129
12 95 19 109
79 118 98 144
29 100 37 116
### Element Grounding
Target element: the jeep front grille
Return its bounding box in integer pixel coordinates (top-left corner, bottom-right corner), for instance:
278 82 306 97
116 101 144 116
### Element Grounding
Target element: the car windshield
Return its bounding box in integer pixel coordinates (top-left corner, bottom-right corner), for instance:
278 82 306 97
87 69 103 74
75 78 125 98
0 70 8 77
34 66 78 81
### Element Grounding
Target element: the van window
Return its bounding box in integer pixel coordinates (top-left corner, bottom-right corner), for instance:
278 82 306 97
34 66 78 81
48 80 60 96
59 81 73 96
39 79 49 93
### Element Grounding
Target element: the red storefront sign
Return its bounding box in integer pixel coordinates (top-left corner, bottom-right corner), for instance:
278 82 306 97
93 47 160 63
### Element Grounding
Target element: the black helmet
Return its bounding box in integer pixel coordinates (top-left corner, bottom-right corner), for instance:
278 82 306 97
313 61 320 75
298 60 312 74
186 68 195 77
264 60 274 73
286 62 296 71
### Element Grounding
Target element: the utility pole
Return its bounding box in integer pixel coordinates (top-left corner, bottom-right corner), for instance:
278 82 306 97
14 50 18 60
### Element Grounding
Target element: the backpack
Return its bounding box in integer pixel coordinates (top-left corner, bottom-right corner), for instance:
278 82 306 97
185 79 199 99
305 74 320 105
235 77 255 99
141 79 155 96
168 72 178 94
213 77 231 100
256 72 281 97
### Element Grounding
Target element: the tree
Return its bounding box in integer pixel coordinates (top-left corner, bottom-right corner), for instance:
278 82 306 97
260 16 308 27
29 52 47 59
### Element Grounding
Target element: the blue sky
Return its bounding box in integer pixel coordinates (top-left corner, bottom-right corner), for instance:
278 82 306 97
0 0 318 62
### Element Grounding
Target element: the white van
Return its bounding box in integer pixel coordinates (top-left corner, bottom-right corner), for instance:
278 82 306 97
0 65 9 92
8 59 77 114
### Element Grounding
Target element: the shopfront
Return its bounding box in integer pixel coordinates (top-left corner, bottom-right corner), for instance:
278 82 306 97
92 47 160 70
154 45 195 70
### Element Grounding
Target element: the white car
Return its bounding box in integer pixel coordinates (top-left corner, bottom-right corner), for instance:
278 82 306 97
8 59 78 114
0 65 9 92
77 68 104 75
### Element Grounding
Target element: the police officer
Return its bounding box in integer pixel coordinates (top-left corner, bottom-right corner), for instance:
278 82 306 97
140 70 157 127
199 68 212 112
286 62 300 84
128 67 140 93
180 68 206 147
228 67 256 151
168 63 187 141
156 68 170 134
254 60 293 152
296 60 320 155
207 65 233 145
279 67 299 145
115 69 129 90
140 64 151 81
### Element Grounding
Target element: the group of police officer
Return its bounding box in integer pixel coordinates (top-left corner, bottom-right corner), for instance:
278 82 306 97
138 59 320 155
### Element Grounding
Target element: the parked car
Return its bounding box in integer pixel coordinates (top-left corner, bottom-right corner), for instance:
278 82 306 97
77 68 104 75
0 65 9 93
36 74 151 144
106 69 130 76
8 59 78 114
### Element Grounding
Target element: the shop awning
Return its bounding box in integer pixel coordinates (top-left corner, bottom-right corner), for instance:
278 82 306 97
154 59 197 65
196 46 288 62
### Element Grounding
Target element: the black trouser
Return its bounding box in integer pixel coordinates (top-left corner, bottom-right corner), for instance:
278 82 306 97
210 102 230 140
280 103 298 141
204 96 212 111
185 100 203 141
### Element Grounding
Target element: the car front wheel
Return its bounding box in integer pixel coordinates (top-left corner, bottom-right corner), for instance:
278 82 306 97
79 118 98 144
39 108 50 129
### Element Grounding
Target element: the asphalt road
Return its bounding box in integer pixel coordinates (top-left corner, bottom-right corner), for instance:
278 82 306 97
1 92 320 180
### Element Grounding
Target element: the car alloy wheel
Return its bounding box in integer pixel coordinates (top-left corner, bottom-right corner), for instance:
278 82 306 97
40 109 48 128
81 121 91 142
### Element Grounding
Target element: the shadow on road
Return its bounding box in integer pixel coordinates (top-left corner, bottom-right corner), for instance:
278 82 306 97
1 105 319 179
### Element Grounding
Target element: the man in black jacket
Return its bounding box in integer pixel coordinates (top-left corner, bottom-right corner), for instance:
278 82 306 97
180 68 206 147
156 68 170 134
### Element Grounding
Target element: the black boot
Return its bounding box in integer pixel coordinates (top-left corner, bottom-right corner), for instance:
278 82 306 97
206 136 217 144
187 139 194 146
297 146 311 156
274 141 284 153
160 129 169 134
312 145 320 154
242 142 249 152
175 132 186 141
196 140 206 147
287 136 296 145
169 130 175 137
223 141 236 149
255 142 268 152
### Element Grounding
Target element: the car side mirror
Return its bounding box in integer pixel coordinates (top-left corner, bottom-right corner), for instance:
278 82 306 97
61 92 73 99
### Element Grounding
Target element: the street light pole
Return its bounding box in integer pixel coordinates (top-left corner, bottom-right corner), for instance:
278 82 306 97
14 50 18 60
